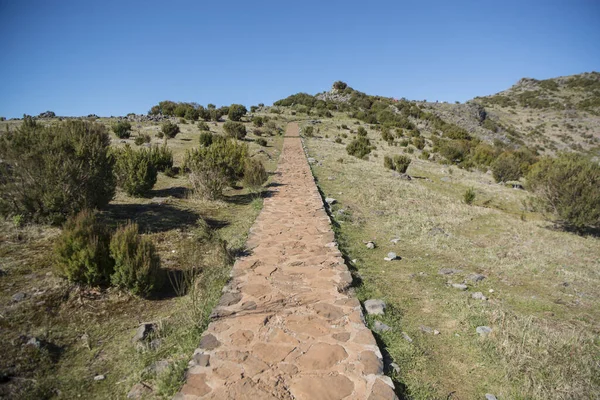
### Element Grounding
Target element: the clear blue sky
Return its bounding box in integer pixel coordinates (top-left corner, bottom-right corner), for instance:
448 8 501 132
1 0 599 118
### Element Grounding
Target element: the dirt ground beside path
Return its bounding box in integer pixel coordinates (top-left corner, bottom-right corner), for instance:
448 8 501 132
176 123 397 399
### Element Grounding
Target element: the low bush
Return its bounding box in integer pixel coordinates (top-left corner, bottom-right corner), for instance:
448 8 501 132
184 138 248 199
242 158 268 190
413 136 425 150
148 142 173 172
492 152 523 182
223 121 247 139
420 150 430 160
464 187 476 205
0 120 115 224
252 116 264 127
199 131 213 147
381 128 394 143
134 134 151 146
357 126 367 137
346 137 373 159
54 210 113 286
256 138 268 147
113 146 157 197
197 121 210 131
161 121 180 138
110 222 162 297
113 121 132 139
384 155 411 173
303 126 314 137
527 153 600 229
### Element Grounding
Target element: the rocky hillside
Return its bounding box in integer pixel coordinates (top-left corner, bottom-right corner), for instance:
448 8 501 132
424 72 600 154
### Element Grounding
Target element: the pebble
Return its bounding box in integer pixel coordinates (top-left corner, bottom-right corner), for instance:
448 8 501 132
451 283 468 290
401 332 413 343
366 241 375 249
384 252 398 261
476 326 493 336
472 292 487 300
467 273 486 283
11 292 26 302
373 320 392 333
364 299 386 315
390 362 401 374
390 238 400 244
325 197 336 205
439 268 462 275
94 375 106 381
489 289 494 293
485 394 498 400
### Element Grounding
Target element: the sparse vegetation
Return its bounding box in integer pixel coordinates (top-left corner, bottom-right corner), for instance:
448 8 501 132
346 136 373 159
383 154 411 173
161 121 180 138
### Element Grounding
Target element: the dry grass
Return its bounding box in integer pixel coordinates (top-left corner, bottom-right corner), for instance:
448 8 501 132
0 114 284 398
304 116 600 399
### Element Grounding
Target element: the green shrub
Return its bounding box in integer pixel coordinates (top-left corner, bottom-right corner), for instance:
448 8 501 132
113 146 157 197
357 126 367 137
161 121 180 138
110 222 162 297
254 129 264 136
179 118 187 124
346 137 373 159
199 131 213 147
223 121 247 139
228 104 247 122
197 121 210 131
303 126 314 137
148 142 173 172
113 121 132 139
381 128 394 143
383 156 394 170
184 138 248 199
413 136 425 150
333 81 348 90
492 152 523 182
54 210 113 285
527 153 600 229
0 120 115 224
134 134 151 146
335 137 342 144
464 187 476 205
399 139 409 147
383 155 411 173
256 138 268 147
341 124 349 130
243 158 268 190
184 107 199 121
252 116 264 127
265 121 280 136
395 155 411 173
420 150 430 160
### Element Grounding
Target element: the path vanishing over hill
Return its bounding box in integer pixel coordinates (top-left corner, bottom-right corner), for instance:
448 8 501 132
176 123 397 400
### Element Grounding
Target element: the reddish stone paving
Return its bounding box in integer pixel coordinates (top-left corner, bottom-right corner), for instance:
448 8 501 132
175 123 397 400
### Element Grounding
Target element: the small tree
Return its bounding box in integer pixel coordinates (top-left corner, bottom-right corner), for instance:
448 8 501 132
223 121 247 139
346 137 373 159
492 152 522 182
527 153 600 229
199 131 214 147
113 146 157 197
54 210 113 286
243 158 268 190
161 121 180 138
110 222 162 297
113 121 132 139
0 120 115 224
228 104 248 122
333 81 348 90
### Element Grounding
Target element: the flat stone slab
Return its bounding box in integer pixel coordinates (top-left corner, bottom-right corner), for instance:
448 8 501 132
177 123 397 399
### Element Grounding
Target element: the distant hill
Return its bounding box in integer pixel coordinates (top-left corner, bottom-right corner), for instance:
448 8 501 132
275 72 600 157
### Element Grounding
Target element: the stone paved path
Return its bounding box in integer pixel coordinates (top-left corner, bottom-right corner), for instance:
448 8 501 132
176 123 397 400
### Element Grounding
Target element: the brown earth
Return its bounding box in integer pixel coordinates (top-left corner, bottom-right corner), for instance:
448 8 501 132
175 123 397 400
